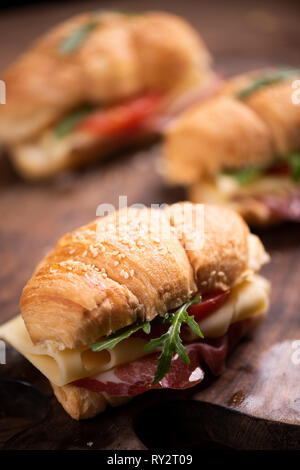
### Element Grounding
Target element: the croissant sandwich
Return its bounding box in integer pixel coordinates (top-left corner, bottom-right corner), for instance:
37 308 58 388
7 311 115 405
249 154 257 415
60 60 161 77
0 10 220 180
164 67 300 225
0 202 270 419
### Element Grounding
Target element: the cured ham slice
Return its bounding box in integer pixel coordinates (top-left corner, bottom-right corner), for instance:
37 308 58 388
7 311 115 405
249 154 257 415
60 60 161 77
259 193 300 221
73 316 258 397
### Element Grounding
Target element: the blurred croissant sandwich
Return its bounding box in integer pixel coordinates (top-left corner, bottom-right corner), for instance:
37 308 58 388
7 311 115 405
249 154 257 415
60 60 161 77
0 202 270 419
164 68 300 224
0 10 220 180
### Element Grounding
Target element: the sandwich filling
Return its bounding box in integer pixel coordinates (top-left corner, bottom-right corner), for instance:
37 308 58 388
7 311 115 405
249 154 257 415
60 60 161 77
0 273 269 397
191 155 300 221
190 68 300 222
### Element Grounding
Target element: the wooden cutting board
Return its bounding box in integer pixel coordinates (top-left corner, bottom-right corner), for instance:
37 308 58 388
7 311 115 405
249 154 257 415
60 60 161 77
0 0 300 451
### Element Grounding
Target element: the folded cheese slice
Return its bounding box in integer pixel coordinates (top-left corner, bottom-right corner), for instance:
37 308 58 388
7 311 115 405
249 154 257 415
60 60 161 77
0 274 269 387
191 174 298 205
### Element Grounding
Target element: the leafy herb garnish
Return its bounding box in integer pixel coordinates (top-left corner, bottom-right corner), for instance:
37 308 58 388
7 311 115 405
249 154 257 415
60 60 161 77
90 297 203 384
91 321 151 352
237 68 300 100
145 297 203 384
55 105 96 138
286 153 300 182
223 153 300 186
59 18 99 54
223 166 263 185
58 10 140 55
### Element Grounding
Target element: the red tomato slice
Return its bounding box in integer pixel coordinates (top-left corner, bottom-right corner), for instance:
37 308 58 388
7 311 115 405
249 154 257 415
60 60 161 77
187 290 230 322
79 92 162 136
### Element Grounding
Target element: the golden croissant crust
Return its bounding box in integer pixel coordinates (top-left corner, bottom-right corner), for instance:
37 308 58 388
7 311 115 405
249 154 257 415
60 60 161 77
20 203 267 350
164 95 274 184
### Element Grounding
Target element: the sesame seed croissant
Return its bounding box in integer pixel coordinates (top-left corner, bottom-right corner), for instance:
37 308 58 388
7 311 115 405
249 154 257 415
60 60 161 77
20 202 268 350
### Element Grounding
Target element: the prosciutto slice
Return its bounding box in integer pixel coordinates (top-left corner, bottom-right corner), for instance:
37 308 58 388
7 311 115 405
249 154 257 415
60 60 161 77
260 193 300 221
73 317 257 397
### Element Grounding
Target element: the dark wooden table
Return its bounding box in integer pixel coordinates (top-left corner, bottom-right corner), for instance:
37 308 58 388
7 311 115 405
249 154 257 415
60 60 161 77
0 0 300 450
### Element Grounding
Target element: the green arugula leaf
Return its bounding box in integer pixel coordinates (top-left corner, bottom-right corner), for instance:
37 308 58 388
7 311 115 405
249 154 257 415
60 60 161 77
237 68 300 100
59 19 99 54
286 153 300 182
144 297 203 384
91 321 151 352
142 322 151 334
89 296 204 384
54 105 96 139
223 167 263 185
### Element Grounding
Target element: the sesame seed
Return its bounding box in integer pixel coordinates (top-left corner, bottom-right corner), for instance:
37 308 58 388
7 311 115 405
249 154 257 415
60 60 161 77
89 245 99 257
120 269 129 279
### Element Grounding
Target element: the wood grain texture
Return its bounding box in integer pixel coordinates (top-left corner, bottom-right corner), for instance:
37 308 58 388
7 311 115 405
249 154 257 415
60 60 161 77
0 0 300 450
